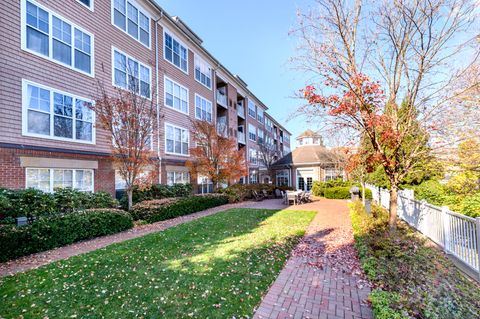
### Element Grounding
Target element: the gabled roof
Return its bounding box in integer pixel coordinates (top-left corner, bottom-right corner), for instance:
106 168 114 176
273 145 345 167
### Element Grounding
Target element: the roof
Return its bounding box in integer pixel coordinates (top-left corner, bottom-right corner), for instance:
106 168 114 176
296 129 320 139
273 145 345 167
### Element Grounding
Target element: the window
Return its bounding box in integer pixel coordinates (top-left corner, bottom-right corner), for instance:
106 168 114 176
248 100 256 118
249 148 257 165
325 168 343 181
23 80 94 143
164 31 188 73
298 177 305 191
164 77 188 114
249 171 258 184
198 175 213 194
257 108 264 124
248 124 256 141
166 171 190 186
165 123 189 155
113 49 151 98
266 117 273 132
23 0 93 75
276 170 289 186
194 56 212 89
284 134 290 144
26 168 93 192
195 94 212 122
77 0 93 10
258 129 264 144
306 177 313 191
113 0 150 47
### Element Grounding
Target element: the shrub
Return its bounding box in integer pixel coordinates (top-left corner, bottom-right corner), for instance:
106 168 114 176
0 209 133 262
324 186 351 199
219 183 293 202
362 188 373 200
53 189 117 213
5 188 56 219
119 184 192 209
461 193 480 218
412 180 447 206
131 194 229 223
311 181 325 196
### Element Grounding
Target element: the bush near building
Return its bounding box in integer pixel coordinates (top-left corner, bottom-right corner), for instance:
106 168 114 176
217 184 294 203
350 201 480 318
0 209 133 262
0 188 117 222
118 183 192 209
130 194 229 223
311 179 372 200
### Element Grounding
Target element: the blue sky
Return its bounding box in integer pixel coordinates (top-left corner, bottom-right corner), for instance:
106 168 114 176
156 0 313 148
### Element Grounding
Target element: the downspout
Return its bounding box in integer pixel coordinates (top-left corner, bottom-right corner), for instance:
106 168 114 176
154 12 163 184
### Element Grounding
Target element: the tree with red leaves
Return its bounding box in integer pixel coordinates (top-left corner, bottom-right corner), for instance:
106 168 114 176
186 120 247 191
294 0 478 232
92 85 157 211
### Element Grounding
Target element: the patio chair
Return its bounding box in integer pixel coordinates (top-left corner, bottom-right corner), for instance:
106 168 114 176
275 189 282 198
304 192 312 203
281 190 286 204
262 189 272 199
252 190 264 201
286 191 297 205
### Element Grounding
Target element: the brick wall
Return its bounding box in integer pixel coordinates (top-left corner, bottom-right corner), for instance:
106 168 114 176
0 147 115 195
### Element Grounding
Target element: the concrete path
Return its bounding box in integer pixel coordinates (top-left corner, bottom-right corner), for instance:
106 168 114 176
0 200 277 277
254 199 373 319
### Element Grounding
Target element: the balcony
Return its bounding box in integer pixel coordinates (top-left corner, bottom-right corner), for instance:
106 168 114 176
238 132 246 144
217 116 228 136
217 90 227 108
237 103 245 118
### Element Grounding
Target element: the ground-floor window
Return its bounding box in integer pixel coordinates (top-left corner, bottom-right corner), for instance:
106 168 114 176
249 172 258 184
198 175 213 193
276 170 289 186
167 171 190 186
325 168 343 181
26 168 93 192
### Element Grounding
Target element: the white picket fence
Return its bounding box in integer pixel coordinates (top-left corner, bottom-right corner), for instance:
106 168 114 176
366 184 480 279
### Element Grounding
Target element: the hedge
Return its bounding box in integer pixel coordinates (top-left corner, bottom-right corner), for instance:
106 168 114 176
0 188 117 220
218 184 294 202
119 184 192 209
324 187 351 199
0 209 133 262
312 182 372 200
131 194 229 223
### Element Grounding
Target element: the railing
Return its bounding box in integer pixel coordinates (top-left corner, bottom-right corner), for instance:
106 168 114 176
237 103 245 118
366 184 480 279
238 132 246 144
216 90 227 107
216 117 227 136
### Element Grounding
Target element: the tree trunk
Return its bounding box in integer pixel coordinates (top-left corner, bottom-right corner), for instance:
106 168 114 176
361 180 366 206
389 185 398 232
127 188 133 211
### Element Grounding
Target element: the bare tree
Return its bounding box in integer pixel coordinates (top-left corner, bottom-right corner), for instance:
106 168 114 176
257 140 280 185
91 68 157 210
293 0 479 231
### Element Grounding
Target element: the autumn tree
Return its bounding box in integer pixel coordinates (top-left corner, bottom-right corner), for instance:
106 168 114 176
294 0 478 231
257 140 280 184
186 120 247 191
92 82 157 211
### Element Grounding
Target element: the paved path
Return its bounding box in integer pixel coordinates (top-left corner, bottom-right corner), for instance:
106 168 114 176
254 199 373 319
0 200 275 277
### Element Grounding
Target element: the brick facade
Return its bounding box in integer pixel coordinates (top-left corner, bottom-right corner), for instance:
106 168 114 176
0 0 291 193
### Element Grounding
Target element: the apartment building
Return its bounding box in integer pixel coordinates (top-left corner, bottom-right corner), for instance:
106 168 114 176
0 0 291 195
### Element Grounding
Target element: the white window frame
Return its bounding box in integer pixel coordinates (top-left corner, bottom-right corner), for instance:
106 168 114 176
22 79 96 144
164 76 189 115
249 148 258 165
164 122 190 156
26 168 94 193
111 47 152 99
163 28 189 74
194 93 213 122
257 108 264 124
257 129 264 144
248 100 256 119
248 124 257 142
166 171 190 186
111 0 151 49
194 54 212 90
21 0 95 77
77 0 94 11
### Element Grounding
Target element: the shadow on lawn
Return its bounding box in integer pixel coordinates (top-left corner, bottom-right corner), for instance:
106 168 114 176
0 208 313 319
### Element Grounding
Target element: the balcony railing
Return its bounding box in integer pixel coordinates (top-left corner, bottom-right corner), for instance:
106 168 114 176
217 117 228 136
217 90 227 108
238 132 246 144
237 103 245 118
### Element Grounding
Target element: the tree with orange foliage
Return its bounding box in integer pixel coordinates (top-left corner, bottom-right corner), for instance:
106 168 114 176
186 120 247 191
294 0 477 232
92 84 157 211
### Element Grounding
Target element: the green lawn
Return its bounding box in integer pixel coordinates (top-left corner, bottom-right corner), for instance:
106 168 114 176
0 208 315 318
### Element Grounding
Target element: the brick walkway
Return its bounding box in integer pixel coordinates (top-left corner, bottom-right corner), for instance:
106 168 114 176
0 200 272 277
254 199 373 319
